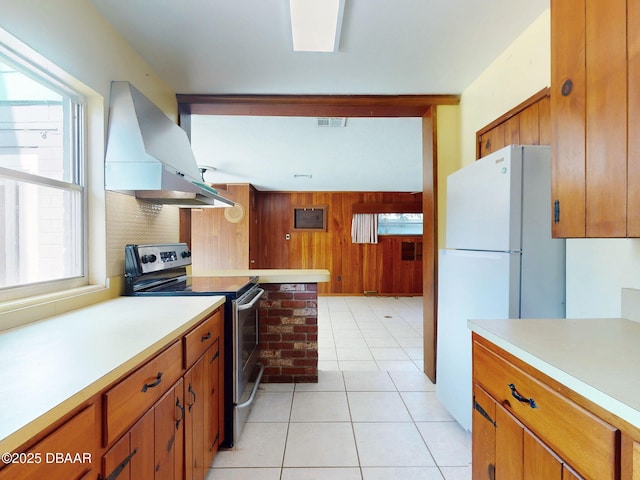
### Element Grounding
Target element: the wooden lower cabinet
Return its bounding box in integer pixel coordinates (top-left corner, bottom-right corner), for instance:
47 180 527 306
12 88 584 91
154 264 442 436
102 379 184 480
474 383 587 480
472 334 623 480
102 406 154 480
621 435 640 480
0 308 224 480
155 380 185 480
184 309 223 480
185 356 206 480
205 339 221 466
100 308 223 480
103 340 183 446
0 404 97 480
634 440 640 480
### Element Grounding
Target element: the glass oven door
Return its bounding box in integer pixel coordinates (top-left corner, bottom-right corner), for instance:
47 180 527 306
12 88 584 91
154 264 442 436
233 286 265 444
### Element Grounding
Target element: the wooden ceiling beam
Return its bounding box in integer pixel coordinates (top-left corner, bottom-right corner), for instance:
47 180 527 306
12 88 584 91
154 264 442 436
177 94 460 117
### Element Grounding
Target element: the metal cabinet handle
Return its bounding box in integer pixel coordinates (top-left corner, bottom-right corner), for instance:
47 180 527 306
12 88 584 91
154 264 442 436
188 384 197 411
473 396 496 427
209 349 220 364
201 332 212 341
141 372 162 392
175 397 185 429
509 383 537 408
103 448 137 480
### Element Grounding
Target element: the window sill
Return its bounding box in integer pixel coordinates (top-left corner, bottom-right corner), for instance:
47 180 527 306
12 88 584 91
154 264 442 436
0 278 122 331
377 234 424 237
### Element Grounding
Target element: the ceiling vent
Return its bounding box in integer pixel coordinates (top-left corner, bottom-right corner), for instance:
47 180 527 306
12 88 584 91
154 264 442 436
316 117 347 128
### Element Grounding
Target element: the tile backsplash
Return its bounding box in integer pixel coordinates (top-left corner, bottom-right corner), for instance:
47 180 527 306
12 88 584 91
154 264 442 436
106 191 179 278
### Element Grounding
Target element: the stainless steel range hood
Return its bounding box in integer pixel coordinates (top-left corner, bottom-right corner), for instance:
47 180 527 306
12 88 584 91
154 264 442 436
104 81 233 207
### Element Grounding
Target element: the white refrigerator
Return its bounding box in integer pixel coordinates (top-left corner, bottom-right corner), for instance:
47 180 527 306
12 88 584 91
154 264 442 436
436 145 566 431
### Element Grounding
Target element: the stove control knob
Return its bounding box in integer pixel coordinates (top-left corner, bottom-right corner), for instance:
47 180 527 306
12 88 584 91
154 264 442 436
181 250 191 258
141 254 157 264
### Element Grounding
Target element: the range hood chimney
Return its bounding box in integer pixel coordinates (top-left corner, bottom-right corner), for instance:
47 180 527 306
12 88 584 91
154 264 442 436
104 81 233 208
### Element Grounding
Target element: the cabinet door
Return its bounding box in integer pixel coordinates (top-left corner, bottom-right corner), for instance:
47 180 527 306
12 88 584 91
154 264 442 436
154 379 184 480
102 433 132 480
584 0 627 237
103 381 183 480
472 386 496 480
479 125 505 159
495 404 524 480
551 0 586 238
552 0 628 237
621 435 640 480
0 405 96 480
628 0 640 236
129 408 155 480
562 465 583 480
205 340 221 466
249 185 259 268
217 314 225 447
633 440 640 480
102 408 154 480
523 429 562 480
185 357 206 480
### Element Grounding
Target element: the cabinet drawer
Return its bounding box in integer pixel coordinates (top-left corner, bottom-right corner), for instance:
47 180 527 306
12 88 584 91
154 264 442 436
0 404 96 480
103 340 182 446
184 309 221 368
473 339 618 480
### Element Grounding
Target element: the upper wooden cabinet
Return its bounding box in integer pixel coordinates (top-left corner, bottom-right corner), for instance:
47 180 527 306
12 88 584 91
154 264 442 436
476 88 550 160
551 0 636 237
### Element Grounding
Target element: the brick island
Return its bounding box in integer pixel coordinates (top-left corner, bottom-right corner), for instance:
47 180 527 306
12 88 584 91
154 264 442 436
189 269 330 384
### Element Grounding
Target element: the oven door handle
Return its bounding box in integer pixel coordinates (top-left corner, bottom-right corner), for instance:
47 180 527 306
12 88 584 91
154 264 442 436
236 363 265 409
237 288 265 311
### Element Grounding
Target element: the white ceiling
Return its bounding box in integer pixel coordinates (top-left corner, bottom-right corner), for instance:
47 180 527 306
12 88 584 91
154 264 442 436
90 0 549 191
191 115 423 191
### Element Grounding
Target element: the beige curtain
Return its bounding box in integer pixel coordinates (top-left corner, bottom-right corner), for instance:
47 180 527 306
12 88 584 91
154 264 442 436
351 213 378 244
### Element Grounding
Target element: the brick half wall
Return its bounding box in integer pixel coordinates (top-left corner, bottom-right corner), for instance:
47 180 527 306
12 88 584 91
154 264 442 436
258 283 318 383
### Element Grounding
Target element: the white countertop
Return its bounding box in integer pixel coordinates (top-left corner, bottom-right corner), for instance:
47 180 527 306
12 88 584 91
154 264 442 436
468 317 640 429
0 295 225 454
189 268 330 283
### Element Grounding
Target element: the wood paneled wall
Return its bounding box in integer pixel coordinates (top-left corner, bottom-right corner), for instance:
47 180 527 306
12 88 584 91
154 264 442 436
190 184 254 270
255 191 423 295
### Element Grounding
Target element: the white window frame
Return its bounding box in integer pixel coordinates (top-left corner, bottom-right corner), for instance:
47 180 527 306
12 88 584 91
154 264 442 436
0 42 89 300
377 213 423 236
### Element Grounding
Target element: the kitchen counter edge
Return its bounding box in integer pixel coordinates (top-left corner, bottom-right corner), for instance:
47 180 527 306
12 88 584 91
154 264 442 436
190 268 330 283
468 317 640 430
0 295 225 454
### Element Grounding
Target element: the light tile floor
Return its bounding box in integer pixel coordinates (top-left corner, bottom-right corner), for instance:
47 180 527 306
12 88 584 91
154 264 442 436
208 296 472 480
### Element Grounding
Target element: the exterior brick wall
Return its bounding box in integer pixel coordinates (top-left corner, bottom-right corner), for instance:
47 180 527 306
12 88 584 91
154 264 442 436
258 283 318 383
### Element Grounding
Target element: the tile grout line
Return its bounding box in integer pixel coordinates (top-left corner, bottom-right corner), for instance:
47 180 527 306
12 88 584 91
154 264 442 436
277 385 296 480
342 371 366 480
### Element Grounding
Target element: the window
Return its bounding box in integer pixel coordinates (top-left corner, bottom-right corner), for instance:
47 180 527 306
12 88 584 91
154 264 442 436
0 52 85 291
377 213 423 235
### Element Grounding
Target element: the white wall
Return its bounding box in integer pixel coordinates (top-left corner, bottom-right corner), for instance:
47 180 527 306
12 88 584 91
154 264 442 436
458 8 640 318
0 0 181 287
566 240 640 317
0 0 177 117
460 9 551 168
436 105 461 249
